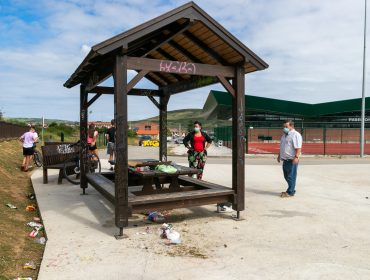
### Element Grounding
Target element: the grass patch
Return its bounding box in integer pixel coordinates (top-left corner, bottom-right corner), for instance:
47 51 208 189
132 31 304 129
0 140 44 279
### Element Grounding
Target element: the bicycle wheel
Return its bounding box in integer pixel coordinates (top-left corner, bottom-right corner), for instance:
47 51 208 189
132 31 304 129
63 157 80 185
33 150 43 167
87 155 101 174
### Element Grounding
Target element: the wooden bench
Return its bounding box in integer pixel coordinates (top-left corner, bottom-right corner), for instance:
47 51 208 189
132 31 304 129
85 172 235 213
41 143 78 184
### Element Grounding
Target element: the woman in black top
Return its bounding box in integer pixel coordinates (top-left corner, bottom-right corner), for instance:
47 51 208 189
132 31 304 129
183 121 212 179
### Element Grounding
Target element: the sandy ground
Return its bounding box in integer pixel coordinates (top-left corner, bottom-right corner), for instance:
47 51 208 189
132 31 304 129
31 148 370 280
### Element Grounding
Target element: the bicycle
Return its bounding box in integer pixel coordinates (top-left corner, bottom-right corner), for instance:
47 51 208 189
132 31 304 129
63 141 101 185
33 146 43 167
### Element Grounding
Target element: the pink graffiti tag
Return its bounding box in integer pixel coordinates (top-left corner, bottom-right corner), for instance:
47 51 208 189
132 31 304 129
159 60 196 74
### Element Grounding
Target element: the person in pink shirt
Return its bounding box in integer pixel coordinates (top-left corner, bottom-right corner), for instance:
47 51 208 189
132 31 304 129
19 125 38 171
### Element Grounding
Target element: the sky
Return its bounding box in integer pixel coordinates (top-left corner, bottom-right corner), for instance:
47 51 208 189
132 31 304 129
0 0 368 121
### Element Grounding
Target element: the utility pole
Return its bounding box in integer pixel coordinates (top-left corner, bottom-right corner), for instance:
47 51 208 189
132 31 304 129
360 0 367 157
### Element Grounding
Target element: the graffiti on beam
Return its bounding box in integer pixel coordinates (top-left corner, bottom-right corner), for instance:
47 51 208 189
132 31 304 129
159 60 196 75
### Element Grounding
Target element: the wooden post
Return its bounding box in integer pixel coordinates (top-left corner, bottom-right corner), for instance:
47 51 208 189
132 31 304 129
232 66 245 217
113 53 129 238
159 92 169 161
80 84 88 194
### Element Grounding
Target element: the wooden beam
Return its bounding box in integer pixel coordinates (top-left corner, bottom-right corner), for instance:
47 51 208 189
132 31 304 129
183 30 229 65
127 56 235 78
159 94 170 161
89 86 161 97
84 57 115 92
147 54 182 82
231 66 245 215
127 70 149 92
87 93 102 107
79 84 88 193
217 75 235 97
140 21 192 57
148 96 160 109
161 76 218 94
113 53 129 232
150 50 185 81
95 8 197 55
167 40 202 63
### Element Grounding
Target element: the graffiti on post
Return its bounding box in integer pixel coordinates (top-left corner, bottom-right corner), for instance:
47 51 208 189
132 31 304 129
159 60 196 75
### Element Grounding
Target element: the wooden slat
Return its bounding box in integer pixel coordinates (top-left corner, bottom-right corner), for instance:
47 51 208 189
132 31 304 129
127 56 235 78
129 187 234 205
183 30 229 65
167 40 203 63
86 173 115 204
161 44 188 62
130 195 232 213
140 20 193 57
177 175 232 190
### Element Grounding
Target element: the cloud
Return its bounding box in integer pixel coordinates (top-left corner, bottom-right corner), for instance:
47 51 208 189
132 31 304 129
0 0 368 122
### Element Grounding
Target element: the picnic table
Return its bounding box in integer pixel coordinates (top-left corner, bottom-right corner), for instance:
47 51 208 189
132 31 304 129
127 159 199 193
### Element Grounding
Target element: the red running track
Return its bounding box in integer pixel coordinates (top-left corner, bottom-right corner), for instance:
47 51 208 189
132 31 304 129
248 143 370 155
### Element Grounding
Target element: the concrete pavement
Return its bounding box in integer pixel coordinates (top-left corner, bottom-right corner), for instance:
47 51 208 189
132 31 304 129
31 149 370 280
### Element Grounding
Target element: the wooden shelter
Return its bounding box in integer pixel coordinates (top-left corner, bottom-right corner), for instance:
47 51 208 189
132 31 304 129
64 1 268 238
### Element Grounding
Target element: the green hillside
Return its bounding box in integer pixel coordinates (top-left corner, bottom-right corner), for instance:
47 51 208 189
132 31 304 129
5 109 230 134
131 109 230 132
4 117 78 126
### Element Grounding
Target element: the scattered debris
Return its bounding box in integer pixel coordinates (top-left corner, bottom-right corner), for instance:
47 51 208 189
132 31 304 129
166 245 208 259
25 205 36 212
147 210 171 222
14 277 33 280
145 226 152 234
160 223 181 245
29 226 43 238
224 244 228 248
366 197 369 199
27 193 35 200
148 211 165 222
24 262 37 271
27 222 42 228
6 203 17 209
23 261 36 270
33 217 41 222
34 237 46 245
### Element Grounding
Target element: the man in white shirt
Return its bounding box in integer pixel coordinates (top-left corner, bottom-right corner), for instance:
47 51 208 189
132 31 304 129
277 120 302 197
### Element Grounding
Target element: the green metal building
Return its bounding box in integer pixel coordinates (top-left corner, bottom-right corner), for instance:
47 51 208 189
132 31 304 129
203 90 370 129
